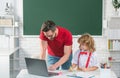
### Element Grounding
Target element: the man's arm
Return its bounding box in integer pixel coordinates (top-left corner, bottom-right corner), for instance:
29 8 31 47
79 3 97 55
48 45 72 70
40 39 48 60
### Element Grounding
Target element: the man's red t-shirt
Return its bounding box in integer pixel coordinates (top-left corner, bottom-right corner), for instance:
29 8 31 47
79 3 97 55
39 26 72 57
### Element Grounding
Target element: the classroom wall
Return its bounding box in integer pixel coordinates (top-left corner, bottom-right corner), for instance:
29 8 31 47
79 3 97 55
17 0 120 77
17 0 110 68
0 0 120 77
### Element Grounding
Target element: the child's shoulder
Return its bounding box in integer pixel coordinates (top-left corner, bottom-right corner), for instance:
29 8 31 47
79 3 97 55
74 49 81 55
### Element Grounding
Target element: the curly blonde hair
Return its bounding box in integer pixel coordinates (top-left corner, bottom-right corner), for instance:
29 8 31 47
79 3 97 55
77 33 96 52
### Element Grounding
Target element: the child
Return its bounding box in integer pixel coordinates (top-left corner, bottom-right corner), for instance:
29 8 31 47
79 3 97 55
69 33 99 72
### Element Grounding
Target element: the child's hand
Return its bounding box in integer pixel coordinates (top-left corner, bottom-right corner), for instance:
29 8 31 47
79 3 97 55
77 67 82 71
81 68 89 72
69 66 77 72
69 64 77 72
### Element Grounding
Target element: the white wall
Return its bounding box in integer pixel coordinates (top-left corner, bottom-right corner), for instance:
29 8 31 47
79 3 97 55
16 0 120 77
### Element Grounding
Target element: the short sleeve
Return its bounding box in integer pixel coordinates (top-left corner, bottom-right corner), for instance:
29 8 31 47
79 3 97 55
39 31 47 40
64 31 72 46
90 52 99 67
72 49 80 64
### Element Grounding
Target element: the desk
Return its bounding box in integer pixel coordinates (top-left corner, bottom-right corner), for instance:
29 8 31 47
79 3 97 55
17 69 117 78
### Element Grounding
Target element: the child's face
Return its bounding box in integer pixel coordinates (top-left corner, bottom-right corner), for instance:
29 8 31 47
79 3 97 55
80 43 89 51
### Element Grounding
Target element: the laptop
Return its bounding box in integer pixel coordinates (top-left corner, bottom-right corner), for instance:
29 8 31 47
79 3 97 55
25 57 59 77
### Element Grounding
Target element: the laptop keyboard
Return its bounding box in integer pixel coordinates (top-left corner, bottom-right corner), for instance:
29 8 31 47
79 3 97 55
48 72 59 76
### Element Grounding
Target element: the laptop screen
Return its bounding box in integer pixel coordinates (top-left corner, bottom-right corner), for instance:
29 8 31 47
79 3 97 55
25 57 58 77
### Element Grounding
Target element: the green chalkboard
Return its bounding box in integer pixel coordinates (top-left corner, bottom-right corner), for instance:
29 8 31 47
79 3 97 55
23 0 102 35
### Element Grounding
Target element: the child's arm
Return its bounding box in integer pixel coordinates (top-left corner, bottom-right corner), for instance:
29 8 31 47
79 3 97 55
80 66 98 72
69 63 77 72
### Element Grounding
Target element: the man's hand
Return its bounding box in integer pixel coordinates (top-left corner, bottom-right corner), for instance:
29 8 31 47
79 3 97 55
48 65 57 71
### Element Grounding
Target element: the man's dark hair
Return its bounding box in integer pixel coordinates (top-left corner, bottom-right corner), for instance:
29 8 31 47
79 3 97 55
41 20 56 32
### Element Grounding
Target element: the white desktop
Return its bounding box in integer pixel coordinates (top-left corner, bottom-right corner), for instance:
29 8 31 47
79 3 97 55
17 69 117 78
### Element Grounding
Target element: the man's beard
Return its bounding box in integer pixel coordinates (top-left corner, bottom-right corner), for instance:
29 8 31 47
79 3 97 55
49 37 54 40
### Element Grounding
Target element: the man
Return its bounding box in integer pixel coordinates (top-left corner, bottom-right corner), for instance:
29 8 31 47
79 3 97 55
39 20 72 71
